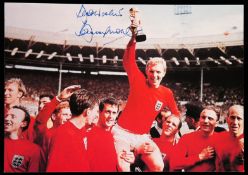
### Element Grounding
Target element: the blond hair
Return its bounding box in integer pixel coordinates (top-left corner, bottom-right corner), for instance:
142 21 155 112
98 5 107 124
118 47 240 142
5 78 27 98
146 57 167 73
53 101 70 115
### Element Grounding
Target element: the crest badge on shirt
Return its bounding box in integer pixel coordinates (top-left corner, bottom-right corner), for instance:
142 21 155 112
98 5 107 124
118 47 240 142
155 100 163 111
12 155 24 168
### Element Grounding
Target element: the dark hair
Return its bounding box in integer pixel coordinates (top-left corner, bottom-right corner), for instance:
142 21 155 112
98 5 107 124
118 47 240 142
39 94 54 101
185 101 204 122
177 117 183 130
155 107 170 121
69 89 99 116
99 97 119 112
116 110 122 122
156 112 163 121
12 105 30 131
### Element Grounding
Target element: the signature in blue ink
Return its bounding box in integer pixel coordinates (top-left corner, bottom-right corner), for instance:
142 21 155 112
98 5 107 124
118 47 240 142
76 4 124 21
75 20 134 43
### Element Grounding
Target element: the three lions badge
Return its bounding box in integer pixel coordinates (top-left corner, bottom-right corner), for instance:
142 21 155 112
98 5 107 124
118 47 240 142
155 100 163 111
12 155 24 168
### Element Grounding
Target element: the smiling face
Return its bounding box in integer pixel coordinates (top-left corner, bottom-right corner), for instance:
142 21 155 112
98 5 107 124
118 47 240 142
4 108 27 134
51 102 72 127
4 82 22 106
162 115 181 137
99 103 118 130
227 105 244 137
53 108 72 126
146 58 166 88
146 63 166 88
199 109 218 135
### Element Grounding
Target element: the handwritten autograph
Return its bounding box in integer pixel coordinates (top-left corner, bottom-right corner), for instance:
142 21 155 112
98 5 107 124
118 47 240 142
75 4 136 43
75 20 131 43
76 4 124 20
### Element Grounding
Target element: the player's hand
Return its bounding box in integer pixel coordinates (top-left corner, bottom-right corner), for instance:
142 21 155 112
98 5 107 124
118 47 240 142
58 85 81 101
136 142 155 155
199 146 215 161
130 21 139 31
120 150 135 163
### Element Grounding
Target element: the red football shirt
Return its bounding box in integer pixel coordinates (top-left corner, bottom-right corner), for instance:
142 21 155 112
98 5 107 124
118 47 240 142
33 97 60 170
153 137 177 171
46 122 90 172
214 131 244 172
118 40 180 134
86 126 118 171
170 131 217 172
4 138 43 172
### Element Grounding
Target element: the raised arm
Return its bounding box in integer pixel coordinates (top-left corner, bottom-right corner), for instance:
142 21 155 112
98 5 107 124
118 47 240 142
34 97 59 145
123 31 145 85
34 85 81 145
123 35 137 73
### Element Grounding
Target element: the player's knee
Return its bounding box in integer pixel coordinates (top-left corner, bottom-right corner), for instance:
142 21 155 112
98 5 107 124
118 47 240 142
145 154 164 172
117 159 131 172
117 164 131 172
154 162 164 171
149 160 164 172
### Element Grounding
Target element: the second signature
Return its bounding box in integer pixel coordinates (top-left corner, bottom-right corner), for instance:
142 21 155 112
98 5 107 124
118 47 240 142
75 20 132 43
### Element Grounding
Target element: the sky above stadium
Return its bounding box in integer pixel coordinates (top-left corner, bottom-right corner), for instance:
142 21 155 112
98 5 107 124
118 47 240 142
5 3 243 42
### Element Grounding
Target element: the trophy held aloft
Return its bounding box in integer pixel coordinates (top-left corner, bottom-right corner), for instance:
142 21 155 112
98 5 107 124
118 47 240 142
129 7 146 42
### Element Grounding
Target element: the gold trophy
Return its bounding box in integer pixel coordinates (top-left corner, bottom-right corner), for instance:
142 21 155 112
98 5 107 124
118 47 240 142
129 7 146 42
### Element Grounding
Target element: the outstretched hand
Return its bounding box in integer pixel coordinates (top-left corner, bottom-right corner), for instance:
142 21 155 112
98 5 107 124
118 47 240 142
58 85 81 101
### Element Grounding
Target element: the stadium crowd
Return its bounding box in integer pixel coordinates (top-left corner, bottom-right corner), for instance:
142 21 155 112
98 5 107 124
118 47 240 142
5 69 243 115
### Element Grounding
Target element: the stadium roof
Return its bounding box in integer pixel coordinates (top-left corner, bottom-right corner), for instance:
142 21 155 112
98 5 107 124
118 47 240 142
5 26 243 50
